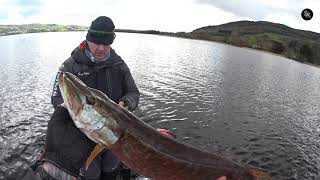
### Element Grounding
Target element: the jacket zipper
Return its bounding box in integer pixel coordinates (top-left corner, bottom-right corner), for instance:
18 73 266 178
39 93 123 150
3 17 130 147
106 70 112 98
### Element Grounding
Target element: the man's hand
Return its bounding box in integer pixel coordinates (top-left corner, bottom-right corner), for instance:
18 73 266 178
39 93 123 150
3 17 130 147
217 176 226 180
118 101 128 109
118 101 125 107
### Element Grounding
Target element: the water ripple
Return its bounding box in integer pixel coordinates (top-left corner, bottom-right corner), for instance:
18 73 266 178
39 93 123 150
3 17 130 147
0 32 320 179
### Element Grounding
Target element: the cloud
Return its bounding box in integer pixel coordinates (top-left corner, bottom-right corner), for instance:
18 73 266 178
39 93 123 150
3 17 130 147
20 8 40 17
0 0 319 33
0 0 43 24
196 0 268 19
0 12 8 20
195 0 304 20
15 0 42 6
194 0 320 33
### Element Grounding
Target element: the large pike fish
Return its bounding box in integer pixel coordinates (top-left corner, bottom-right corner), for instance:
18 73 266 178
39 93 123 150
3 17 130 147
58 71 271 180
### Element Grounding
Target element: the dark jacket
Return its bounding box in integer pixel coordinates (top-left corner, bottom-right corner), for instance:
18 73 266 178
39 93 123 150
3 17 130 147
51 41 140 111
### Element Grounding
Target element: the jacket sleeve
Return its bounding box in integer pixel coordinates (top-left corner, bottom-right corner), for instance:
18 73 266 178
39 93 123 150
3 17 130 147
51 61 72 108
120 65 140 111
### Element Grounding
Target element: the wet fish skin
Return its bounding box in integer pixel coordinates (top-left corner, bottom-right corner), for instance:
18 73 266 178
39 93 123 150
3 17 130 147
58 71 272 180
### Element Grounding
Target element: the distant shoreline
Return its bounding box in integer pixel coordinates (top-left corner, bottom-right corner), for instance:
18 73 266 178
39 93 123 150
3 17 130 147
0 24 87 37
0 29 315 68
1 22 318 67
0 30 87 37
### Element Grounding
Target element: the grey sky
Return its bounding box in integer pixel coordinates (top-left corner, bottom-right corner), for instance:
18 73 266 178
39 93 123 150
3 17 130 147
196 0 319 33
197 0 303 20
197 0 270 19
0 0 319 33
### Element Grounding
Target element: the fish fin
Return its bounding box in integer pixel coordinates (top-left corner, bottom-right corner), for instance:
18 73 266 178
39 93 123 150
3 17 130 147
85 144 106 170
248 168 272 180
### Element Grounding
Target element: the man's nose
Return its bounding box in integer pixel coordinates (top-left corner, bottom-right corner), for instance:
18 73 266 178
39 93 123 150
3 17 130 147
96 44 107 50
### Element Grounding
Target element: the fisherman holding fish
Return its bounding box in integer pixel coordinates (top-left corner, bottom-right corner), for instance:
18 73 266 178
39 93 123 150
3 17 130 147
24 16 228 180
27 16 139 180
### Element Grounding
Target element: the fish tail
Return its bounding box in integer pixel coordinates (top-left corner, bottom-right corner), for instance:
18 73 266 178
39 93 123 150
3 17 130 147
248 168 272 180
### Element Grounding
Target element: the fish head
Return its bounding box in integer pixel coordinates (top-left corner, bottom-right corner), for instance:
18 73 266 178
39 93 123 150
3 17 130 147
58 71 121 146
58 71 87 116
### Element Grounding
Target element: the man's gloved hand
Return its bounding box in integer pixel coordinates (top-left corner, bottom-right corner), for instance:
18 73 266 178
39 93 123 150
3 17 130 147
119 97 138 111
118 101 129 110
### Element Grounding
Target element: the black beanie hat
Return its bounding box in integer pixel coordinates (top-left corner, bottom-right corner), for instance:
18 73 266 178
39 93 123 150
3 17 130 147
86 16 116 45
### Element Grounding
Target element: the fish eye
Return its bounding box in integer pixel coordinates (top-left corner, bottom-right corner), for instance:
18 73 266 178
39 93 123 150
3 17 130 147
86 96 96 105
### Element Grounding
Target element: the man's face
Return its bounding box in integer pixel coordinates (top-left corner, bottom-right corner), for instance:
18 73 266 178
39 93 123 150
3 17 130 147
87 41 110 60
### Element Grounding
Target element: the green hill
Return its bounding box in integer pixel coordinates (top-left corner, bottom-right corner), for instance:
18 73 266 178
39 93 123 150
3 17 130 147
187 21 320 65
114 21 320 65
193 21 320 42
0 24 88 36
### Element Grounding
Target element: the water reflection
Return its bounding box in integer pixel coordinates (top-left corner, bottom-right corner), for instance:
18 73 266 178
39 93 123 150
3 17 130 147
0 32 320 179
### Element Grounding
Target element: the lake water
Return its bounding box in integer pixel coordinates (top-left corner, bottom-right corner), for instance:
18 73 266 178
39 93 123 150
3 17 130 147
0 32 320 180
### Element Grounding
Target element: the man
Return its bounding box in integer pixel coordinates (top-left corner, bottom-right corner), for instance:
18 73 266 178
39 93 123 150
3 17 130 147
31 16 140 180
